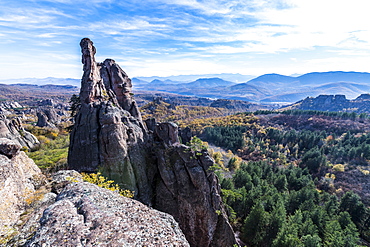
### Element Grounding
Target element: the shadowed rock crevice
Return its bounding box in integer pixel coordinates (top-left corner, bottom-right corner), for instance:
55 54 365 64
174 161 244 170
68 38 238 247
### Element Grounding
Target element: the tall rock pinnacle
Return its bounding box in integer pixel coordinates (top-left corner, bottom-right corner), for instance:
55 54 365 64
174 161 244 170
68 38 147 195
80 38 104 104
68 38 239 247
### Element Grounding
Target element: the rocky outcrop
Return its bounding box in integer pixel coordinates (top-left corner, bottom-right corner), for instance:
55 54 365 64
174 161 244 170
153 136 237 246
25 181 190 246
0 101 22 110
0 138 46 239
68 38 238 246
3 170 189 246
36 107 61 128
68 38 152 203
0 101 22 116
0 116 39 150
287 94 370 114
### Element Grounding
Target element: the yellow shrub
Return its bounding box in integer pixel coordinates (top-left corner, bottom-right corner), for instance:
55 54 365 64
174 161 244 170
359 168 370 175
332 164 345 172
81 172 134 198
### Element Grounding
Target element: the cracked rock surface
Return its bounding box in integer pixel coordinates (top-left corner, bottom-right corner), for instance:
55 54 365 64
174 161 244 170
25 182 189 247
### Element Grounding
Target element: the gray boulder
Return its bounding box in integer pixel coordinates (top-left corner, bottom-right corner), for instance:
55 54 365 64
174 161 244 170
36 107 61 128
0 138 21 158
25 182 189 247
0 138 46 239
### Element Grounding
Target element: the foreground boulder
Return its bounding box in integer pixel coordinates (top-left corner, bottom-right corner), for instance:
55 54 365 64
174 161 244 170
0 138 45 239
68 38 239 246
25 182 189 246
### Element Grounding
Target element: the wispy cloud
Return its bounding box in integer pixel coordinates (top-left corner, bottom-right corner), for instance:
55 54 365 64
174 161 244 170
1 0 370 79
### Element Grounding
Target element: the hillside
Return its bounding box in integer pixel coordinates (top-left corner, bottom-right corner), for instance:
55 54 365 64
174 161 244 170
1 39 370 246
181 110 370 246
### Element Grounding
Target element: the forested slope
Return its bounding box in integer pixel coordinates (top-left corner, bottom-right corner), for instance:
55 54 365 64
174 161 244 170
180 110 370 246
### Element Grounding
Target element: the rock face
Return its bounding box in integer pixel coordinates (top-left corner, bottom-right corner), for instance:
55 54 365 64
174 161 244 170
3 170 189 246
69 38 151 204
0 116 39 150
0 101 22 116
36 107 61 128
154 141 237 247
0 138 45 238
25 182 190 247
68 38 238 246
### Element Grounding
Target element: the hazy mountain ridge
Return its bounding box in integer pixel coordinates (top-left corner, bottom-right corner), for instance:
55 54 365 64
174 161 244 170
3 71 370 104
0 77 80 87
0 83 79 104
134 71 370 103
135 73 255 83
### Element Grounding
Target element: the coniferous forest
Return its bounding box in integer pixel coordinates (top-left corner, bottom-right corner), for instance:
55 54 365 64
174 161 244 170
171 109 370 246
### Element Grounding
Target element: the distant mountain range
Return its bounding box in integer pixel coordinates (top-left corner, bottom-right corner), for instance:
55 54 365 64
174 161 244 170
133 71 370 103
3 71 370 105
0 77 80 87
135 73 255 83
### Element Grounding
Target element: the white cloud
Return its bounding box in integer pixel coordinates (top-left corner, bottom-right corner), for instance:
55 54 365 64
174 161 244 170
1 0 370 79
88 19 169 34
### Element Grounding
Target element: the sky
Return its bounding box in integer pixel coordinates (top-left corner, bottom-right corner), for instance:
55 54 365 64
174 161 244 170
1 0 370 80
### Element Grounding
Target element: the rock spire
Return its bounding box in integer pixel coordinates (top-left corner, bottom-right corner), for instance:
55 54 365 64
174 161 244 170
68 38 239 247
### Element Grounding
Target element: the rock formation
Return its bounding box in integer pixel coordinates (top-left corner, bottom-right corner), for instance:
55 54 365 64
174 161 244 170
36 107 61 128
0 101 23 116
2 169 189 246
68 38 238 246
153 132 237 246
69 38 150 202
287 94 370 113
0 115 39 150
25 181 189 246
0 138 46 239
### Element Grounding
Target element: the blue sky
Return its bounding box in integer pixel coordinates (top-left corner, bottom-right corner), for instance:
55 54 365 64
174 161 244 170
1 0 370 80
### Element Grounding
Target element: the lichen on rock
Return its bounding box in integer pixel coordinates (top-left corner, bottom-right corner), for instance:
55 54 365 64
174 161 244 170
0 138 46 241
25 182 190 247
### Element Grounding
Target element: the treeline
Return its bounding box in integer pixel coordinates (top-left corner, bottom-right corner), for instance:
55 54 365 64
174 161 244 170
204 126 248 152
140 99 229 123
220 161 370 246
204 124 370 171
252 109 368 120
